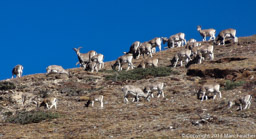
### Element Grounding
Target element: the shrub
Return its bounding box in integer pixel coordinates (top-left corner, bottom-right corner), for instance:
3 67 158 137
6 111 59 125
0 81 16 90
224 80 245 90
105 67 178 81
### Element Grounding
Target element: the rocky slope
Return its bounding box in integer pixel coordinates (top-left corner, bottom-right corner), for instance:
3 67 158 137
0 35 256 138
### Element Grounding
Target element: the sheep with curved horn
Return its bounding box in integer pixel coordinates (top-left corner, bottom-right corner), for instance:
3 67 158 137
73 47 97 69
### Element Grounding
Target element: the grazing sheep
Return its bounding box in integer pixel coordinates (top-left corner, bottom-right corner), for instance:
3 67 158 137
197 45 214 60
185 52 204 68
144 82 165 98
148 37 162 51
111 53 134 71
39 97 57 110
137 58 158 69
171 49 192 67
46 65 69 75
197 83 222 101
121 85 150 103
162 33 186 48
197 25 216 41
90 53 104 70
86 61 99 73
124 41 141 59
73 47 97 68
216 28 237 45
138 42 153 58
85 95 104 108
228 95 252 110
12 64 23 78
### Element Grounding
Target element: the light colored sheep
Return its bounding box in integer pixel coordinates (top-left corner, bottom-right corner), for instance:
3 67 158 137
91 53 104 70
196 45 214 60
171 49 192 67
85 95 104 108
73 47 97 68
138 42 153 58
228 94 252 110
138 58 158 69
216 28 237 45
148 37 162 51
123 41 141 59
185 52 204 68
197 25 216 41
162 33 186 48
46 65 69 75
111 53 134 71
12 64 23 78
121 85 150 103
197 83 222 101
144 82 165 98
39 97 57 110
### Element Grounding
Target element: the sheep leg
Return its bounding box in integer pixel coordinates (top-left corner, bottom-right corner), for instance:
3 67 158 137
136 94 139 102
203 36 206 41
201 92 205 101
92 101 94 107
100 101 103 108
218 91 222 98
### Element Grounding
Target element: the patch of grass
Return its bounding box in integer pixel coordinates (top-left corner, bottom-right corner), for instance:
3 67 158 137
6 111 60 125
105 67 178 81
0 81 16 90
224 80 245 90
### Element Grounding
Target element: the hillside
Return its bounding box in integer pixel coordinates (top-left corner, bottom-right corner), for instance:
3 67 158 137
1 35 256 138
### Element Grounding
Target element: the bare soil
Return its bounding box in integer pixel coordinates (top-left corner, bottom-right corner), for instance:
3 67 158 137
1 35 256 138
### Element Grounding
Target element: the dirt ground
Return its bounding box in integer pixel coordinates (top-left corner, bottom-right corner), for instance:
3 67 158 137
1 35 256 138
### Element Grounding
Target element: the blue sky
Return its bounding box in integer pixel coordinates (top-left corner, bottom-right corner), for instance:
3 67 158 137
0 0 255 80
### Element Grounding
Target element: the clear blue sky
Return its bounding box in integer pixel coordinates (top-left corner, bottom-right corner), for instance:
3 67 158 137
0 0 255 80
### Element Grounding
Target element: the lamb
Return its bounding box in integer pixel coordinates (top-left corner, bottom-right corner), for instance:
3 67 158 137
85 95 104 108
12 64 23 78
197 25 216 41
197 83 222 101
215 28 237 45
111 53 134 71
124 41 141 59
138 42 153 58
39 97 57 110
171 49 192 67
137 58 158 69
121 85 150 103
148 37 162 51
46 65 69 75
90 53 104 70
144 82 165 98
73 47 97 68
162 33 186 48
228 95 252 111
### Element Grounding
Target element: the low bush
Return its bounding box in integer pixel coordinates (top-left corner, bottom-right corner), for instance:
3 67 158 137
6 111 60 125
105 67 178 81
224 80 245 90
0 81 16 90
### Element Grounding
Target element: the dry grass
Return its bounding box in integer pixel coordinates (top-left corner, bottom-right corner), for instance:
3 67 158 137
1 35 256 138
